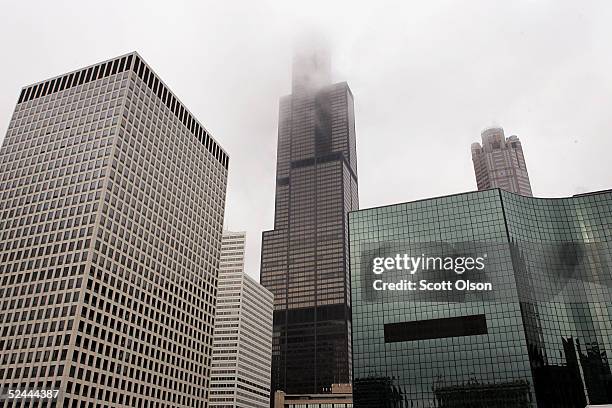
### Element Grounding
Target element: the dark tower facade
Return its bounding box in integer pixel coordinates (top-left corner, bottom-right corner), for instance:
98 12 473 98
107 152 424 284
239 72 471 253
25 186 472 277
260 46 359 396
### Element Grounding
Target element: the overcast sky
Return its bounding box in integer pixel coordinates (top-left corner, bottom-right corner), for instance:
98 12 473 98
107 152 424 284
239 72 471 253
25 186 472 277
1 1 611 279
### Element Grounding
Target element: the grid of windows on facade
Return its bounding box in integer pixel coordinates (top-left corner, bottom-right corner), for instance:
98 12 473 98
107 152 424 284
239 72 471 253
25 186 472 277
284 404 353 408
260 49 358 397
274 384 353 408
349 188 612 408
209 231 274 408
0 52 229 407
471 127 533 197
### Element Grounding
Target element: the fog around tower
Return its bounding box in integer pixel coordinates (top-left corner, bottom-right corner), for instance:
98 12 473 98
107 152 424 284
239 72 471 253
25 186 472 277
291 32 332 93
1 0 611 279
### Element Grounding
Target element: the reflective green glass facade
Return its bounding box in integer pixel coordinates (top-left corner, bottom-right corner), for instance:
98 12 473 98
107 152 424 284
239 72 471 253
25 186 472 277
349 189 612 408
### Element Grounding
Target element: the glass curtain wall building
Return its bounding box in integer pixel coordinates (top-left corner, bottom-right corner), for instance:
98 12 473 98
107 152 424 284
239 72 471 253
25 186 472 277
260 47 359 395
349 188 612 408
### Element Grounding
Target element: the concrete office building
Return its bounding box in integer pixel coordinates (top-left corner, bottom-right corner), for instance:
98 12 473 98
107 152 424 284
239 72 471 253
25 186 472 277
273 383 353 408
260 45 359 395
210 231 273 407
349 189 612 407
0 53 229 407
471 127 533 196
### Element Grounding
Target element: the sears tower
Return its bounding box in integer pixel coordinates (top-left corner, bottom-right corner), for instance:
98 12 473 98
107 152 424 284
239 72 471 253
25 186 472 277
261 45 358 395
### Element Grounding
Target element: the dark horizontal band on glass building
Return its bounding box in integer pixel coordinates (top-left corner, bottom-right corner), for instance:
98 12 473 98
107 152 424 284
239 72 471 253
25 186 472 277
384 314 488 343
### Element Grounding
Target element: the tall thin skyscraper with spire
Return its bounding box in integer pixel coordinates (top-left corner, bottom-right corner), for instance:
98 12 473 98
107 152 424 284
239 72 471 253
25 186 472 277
260 44 358 396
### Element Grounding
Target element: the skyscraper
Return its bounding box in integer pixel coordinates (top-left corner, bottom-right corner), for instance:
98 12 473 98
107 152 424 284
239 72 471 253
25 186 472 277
349 189 612 407
260 45 359 395
0 52 229 407
210 231 274 408
471 127 533 196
